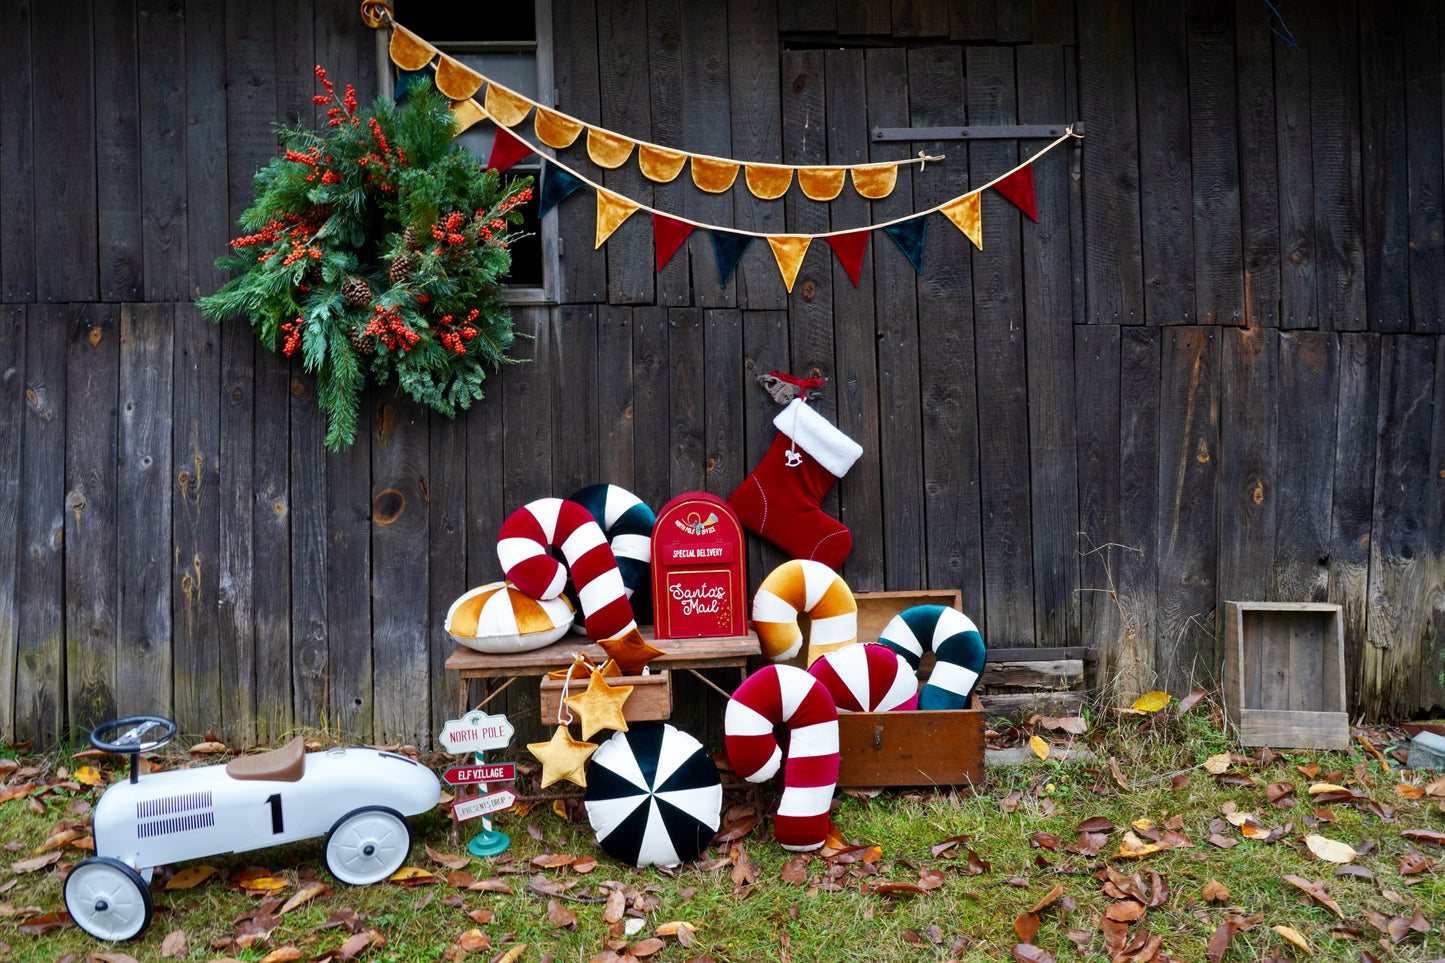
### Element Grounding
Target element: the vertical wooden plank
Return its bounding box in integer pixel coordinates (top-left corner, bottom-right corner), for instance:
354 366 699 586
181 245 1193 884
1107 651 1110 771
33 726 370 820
172 301 221 734
597 306 636 489
217 320 256 746
838 0 891 36
1115 327 1159 697
825 49 883 592
32 1 97 302
1133 0 1194 324
370 393 430 745
894 0 950 38
1309 0 1365 331
1078 0 1143 323
251 348 293 743
866 48 925 590
314 0 379 102
1424 337 1445 712
1405 0 1445 332
728 0 785 309
1185 0 1242 324
461 348 503 717
777 0 835 33
645 0 691 307
1074 325 1121 674
1019 45 1079 646
1328 334 1378 714
1234 0 1280 327
16 305 66 741
552 305 601 494
741 310 792 596
0 0 36 301
94 0 144 300
0 306 23 738
995 0 1032 42
1274 7 1314 328
1216 327 1276 608
1272 332 1338 602
681 0 733 307
1358 1 1409 333
1155 328 1220 692
272 0 316 125
669 308 706 495
65 305 118 729
552 0 606 303
138 0 189 300
1031 0 1076 46
186 0 229 300
703 309 745 499
631 306 672 513
909 46 981 612
597 0 655 305
781 48 834 432
949 0 997 41
967 45 1033 644
290 365 328 732
118 305 174 719
327 408 373 741
428 412 467 741
1363 336 1439 718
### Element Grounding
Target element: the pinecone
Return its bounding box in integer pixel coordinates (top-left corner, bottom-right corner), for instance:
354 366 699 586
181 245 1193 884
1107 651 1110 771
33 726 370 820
403 225 421 249
341 276 373 307
346 325 376 356
389 251 416 285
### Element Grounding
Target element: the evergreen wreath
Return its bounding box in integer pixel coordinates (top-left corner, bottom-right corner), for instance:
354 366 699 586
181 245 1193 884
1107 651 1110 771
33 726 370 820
199 67 533 450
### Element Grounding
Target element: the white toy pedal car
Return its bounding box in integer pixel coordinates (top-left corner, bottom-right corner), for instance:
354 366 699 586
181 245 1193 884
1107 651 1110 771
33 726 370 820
66 716 441 941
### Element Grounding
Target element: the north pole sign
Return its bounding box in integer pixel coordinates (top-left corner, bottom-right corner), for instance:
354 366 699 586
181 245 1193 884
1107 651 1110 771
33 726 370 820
442 762 516 786
453 789 518 822
438 710 514 754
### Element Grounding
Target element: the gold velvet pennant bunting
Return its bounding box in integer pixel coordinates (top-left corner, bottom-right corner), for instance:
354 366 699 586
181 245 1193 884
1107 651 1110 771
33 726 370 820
851 164 898 199
596 191 640 248
389 24 436 72
639 144 688 183
448 98 487 135
745 164 794 200
767 236 812 293
434 55 484 100
691 156 740 193
535 107 584 148
798 167 846 201
587 128 636 169
483 82 533 128
940 193 983 250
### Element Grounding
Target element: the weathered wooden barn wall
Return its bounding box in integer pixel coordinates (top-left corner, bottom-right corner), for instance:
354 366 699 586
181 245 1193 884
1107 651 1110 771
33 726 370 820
2 0 1444 747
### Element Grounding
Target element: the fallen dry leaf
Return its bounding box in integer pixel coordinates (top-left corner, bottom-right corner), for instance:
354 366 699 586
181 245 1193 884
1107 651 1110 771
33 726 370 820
1114 831 1163 859
1207 919 1237 963
9 851 61 874
260 948 304 963
1202 879 1230 902
547 898 577 929
1015 912 1040 943
1104 900 1145 922
164 864 218 890
279 881 331 915
603 888 626 924
388 866 437 885
189 740 229 754
1304 833 1357 864
1028 883 1064 914
1011 942 1058 963
1401 828 1445 847
426 845 471 870
1271 924 1313 954
572 856 597 874
1132 691 1171 713
160 928 188 958
531 853 577 869
1029 735 1050 761
1282 874 1345 919
1203 753 1231 775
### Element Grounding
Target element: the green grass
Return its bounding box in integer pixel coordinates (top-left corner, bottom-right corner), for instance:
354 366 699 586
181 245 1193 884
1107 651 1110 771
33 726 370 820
1 701 1443 963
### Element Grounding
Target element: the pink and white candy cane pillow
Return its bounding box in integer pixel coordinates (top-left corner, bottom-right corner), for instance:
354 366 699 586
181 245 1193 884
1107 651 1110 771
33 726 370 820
496 497 637 643
807 643 917 712
724 664 839 852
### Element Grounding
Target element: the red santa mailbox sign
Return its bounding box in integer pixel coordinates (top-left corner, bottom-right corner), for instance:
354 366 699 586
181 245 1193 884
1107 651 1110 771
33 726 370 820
651 492 747 639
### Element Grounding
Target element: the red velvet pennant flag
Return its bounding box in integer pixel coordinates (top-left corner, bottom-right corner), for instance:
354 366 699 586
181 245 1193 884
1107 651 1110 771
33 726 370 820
487 126 536 172
993 165 1038 222
652 214 695 271
825 230 870 287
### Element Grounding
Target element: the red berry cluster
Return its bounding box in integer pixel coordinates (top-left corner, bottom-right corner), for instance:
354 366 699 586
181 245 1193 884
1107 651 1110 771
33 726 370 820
496 186 534 215
230 219 285 248
364 305 421 352
313 66 360 128
280 317 304 357
435 308 481 354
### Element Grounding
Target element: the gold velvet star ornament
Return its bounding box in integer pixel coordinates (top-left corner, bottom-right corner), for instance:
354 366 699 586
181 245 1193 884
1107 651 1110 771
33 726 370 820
598 627 664 676
527 725 598 789
563 670 634 740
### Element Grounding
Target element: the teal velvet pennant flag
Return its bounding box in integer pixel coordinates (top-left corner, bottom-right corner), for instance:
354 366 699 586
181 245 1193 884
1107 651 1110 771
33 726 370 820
538 161 585 217
711 230 753 288
882 216 928 275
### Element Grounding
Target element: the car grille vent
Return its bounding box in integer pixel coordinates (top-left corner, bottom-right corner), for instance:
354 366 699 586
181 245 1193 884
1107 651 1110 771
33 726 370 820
137 811 216 839
137 791 214 819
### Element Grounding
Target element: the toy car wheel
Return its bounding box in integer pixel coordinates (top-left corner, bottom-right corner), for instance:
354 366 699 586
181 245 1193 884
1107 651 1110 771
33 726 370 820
64 857 153 942
323 806 412 885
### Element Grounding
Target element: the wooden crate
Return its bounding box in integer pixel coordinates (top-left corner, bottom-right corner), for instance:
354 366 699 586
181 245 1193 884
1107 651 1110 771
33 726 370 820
539 671 673 727
855 589 963 644
836 709 985 787
1223 602 1348 749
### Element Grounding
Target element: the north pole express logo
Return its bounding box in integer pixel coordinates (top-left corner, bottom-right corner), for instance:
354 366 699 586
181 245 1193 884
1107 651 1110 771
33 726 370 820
673 511 718 536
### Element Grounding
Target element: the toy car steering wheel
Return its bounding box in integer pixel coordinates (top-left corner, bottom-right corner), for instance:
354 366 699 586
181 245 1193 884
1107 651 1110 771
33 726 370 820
89 717 177 783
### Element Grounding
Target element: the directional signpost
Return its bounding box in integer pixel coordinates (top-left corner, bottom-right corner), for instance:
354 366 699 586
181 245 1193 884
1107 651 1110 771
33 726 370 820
436 710 517 857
